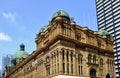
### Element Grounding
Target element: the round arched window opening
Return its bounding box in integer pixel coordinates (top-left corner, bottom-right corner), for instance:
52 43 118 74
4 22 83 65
90 69 96 78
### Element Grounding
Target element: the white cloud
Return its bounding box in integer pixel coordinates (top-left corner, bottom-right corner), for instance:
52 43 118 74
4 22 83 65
2 12 16 23
0 32 11 41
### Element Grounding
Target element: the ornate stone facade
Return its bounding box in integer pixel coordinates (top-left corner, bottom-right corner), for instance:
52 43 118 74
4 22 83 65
3 10 115 78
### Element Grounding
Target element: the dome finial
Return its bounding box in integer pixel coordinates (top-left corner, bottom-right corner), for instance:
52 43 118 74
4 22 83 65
20 43 25 51
51 10 70 22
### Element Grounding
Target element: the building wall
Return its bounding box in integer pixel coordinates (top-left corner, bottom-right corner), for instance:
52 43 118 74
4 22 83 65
4 16 115 78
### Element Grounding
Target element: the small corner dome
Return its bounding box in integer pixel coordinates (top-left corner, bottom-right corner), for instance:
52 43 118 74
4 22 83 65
98 29 109 36
98 29 113 38
52 10 70 21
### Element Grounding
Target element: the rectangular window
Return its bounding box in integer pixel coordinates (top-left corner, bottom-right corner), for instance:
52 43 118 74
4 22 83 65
105 8 111 14
97 2 103 9
106 19 113 24
114 19 120 23
99 23 105 28
96 0 102 5
98 12 104 18
116 35 120 39
98 19 105 25
104 4 111 10
108 30 114 34
105 11 112 17
113 7 120 12
106 23 113 27
104 0 109 4
107 26 114 31
112 0 119 5
113 3 119 8
114 14 120 20
115 23 120 27
98 16 104 21
104 1 111 7
97 6 104 12
97 10 104 15
114 11 120 16
105 15 112 20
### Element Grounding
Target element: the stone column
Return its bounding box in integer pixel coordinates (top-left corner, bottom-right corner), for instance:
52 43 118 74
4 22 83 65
65 50 67 74
76 53 79 75
73 52 77 75
50 54 53 75
59 48 63 74
56 52 58 73
69 51 72 75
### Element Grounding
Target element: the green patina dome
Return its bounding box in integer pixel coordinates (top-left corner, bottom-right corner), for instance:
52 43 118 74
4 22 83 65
7 63 14 69
39 25 48 33
52 10 70 19
51 10 70 22
12 44 29 61
98 29 112 38
12 50 29 60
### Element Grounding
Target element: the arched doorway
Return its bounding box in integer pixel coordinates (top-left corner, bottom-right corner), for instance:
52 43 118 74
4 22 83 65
90 69 96 78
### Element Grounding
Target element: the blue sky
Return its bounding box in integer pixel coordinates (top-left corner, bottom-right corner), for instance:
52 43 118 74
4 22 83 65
0 0 97 69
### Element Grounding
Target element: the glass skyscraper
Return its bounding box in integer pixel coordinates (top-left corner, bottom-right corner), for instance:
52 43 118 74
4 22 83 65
95 0 120 77
2 54 12 73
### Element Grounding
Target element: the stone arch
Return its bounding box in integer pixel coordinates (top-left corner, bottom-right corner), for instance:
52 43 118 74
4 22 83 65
90 68 96 78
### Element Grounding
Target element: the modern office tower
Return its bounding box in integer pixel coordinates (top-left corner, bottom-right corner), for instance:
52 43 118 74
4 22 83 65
95 0 120 77
2 54 12 72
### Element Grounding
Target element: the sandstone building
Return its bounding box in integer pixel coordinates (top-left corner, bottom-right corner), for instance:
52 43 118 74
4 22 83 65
3 10 115 78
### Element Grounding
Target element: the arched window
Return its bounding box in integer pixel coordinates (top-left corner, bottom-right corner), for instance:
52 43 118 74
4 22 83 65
71 52 73 62
76 33 81 41
90 69 96 78
93 55 96 63
78 54 83 75
88 54 92 63
98 40 101 47
46 56 50 63
100 58 103 75
78 54 82 64
100 58 103 67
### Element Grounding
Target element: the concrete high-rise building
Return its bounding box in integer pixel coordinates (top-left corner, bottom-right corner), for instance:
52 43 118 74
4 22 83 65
95 0 120 77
